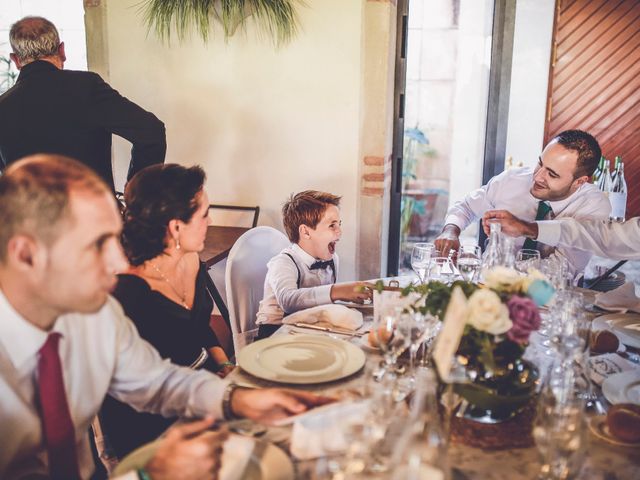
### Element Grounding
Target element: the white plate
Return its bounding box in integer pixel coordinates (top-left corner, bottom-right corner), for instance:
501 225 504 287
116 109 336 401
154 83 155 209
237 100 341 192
593 313 640 348
113 434 294 480
602 370 640 405
238 334 366 384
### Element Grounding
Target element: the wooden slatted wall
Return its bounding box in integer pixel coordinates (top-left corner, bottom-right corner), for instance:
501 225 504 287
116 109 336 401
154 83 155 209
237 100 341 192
545 0 640 216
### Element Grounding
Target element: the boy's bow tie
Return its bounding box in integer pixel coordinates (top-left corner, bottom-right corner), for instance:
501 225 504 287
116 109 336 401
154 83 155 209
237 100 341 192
310 259 335 271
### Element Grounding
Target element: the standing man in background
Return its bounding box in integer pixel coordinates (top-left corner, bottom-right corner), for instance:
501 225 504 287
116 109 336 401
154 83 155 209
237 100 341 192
0 16 166 190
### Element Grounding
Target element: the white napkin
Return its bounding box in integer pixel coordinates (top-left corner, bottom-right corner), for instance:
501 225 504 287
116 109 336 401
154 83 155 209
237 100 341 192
289 400 369 460
219 434 254 480
594 282 640 313
588 353 637 386
282 304 363 331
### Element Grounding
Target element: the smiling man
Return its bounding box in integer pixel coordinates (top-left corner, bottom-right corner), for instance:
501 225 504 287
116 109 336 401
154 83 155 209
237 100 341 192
434 130 610 276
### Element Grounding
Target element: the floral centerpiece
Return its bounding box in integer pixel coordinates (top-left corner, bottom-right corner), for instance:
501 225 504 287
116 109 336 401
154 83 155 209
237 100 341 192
396 266 555 421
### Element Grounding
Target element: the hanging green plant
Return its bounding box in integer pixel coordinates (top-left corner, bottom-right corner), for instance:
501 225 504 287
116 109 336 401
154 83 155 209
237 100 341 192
140 0 302 46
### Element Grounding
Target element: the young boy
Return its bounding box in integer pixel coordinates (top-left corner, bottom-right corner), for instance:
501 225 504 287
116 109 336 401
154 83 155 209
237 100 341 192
256 190 371 338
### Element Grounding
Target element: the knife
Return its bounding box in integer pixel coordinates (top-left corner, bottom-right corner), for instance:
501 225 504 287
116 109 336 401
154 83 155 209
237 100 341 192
291 323 368 337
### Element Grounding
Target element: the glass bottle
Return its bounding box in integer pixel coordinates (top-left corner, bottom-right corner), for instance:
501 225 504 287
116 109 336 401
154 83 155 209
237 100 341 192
482 220 503 269
591 156 604 184
596 159 611 193
609 159 627 222
391 368 449 480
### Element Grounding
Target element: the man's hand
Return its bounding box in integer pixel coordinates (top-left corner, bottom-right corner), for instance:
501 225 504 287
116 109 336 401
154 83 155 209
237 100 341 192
330 281 372 304
231 388 334 425
482 210 538 239
434 224 461 257
145 417 228 480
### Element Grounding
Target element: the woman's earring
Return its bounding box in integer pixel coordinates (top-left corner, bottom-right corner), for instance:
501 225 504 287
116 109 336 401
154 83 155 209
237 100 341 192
176 237 181 250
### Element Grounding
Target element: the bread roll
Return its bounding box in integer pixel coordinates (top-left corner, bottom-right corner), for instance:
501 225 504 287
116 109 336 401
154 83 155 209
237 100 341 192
590 330 619 354
607 403 640 443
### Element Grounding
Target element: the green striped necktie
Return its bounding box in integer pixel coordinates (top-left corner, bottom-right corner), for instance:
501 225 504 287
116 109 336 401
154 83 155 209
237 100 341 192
522 201 552 251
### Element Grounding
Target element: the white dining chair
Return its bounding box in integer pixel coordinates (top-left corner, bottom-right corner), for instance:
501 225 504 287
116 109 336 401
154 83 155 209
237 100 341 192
225 226 290 354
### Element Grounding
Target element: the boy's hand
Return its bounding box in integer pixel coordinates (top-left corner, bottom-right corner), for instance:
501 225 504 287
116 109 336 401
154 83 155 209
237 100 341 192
330 282 372 304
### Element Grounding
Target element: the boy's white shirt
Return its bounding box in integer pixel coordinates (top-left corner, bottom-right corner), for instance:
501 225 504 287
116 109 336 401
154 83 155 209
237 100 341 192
256 243 339 326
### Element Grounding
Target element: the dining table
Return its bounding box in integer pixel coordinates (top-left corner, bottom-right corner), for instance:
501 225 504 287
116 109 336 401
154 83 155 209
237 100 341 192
227 284 640 480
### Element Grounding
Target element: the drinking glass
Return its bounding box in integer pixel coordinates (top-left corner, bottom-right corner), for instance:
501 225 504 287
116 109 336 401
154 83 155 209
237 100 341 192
411 243 435 283
428 257 454 284
397 312 433 383
457 244 482 282
372 307 411 377
515 249 541 274
534 367 587 480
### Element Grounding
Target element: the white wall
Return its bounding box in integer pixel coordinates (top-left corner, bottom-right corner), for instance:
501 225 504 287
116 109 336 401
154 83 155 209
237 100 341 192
505 0 555 167
103 0 364 279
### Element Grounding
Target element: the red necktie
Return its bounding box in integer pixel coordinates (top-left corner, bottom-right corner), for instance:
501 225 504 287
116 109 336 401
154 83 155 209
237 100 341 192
37 332 80 479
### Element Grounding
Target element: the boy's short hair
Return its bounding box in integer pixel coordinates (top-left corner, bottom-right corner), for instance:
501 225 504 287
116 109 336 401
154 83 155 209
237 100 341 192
282 190 341 243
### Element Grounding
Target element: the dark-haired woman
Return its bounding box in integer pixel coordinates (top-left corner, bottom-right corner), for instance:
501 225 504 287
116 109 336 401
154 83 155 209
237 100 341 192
100 163 233 459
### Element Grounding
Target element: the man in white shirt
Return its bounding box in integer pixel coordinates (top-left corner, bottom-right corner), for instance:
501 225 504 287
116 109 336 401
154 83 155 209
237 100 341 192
434 130 611 275
482 211 640 261
0 155 330 479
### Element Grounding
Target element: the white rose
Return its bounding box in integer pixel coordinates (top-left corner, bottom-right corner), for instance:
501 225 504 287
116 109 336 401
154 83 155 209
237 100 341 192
466 289 513 335
483 266 522 292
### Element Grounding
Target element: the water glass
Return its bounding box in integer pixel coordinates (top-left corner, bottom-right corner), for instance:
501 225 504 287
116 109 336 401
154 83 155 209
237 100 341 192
516 249 541 274
372 308 411 375
457 244 482 282
411 243 435 283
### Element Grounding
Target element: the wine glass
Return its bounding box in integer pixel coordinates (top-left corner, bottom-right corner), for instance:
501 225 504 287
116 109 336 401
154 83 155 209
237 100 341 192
457 244 482 282
428 257 454 284
372 307 411 377
411 243 434 283
397 312 432 383
534 367 587 480
515 249 541 274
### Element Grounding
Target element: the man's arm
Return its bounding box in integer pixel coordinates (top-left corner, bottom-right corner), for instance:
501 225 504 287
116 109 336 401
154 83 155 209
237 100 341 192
106 298 332 423
435 173 506 255
483 211 640 261
538 217 640 261
88 73 166 180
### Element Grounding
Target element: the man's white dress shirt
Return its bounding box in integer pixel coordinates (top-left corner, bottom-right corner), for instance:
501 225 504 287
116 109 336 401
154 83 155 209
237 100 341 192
537 217 640 260
0 292 227 479
444 167 611 274
256 244 338 326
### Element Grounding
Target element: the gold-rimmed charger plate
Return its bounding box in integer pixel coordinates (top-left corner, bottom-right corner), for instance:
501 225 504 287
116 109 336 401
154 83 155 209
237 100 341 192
237 334 365 384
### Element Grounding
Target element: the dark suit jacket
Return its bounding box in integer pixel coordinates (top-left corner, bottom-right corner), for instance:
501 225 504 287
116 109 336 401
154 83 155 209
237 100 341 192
0 61 166 189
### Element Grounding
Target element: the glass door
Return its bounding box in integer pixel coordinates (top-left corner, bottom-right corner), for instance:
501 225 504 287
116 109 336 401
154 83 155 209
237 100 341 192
390 0 497 275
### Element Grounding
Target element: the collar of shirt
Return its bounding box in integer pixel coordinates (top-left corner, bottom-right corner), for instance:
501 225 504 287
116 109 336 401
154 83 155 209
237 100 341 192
290 243 334 271
0 289 51 370
546 182 593 216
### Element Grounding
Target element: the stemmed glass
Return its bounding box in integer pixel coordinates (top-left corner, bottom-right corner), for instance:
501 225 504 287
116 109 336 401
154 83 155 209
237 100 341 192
411 243 434 283
534 366 587 480
515 249 541 274
372 307 411 378
397 312 433 384
457 244 482 282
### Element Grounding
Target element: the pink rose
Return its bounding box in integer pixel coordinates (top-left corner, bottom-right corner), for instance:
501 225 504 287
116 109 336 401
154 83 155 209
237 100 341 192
506 295 541 344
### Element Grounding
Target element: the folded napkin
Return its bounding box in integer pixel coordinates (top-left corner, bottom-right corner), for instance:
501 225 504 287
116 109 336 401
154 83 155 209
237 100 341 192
595 282 640 313
282 304 363 331
219 434 254 480
588 353 637 386
290 400 369 460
